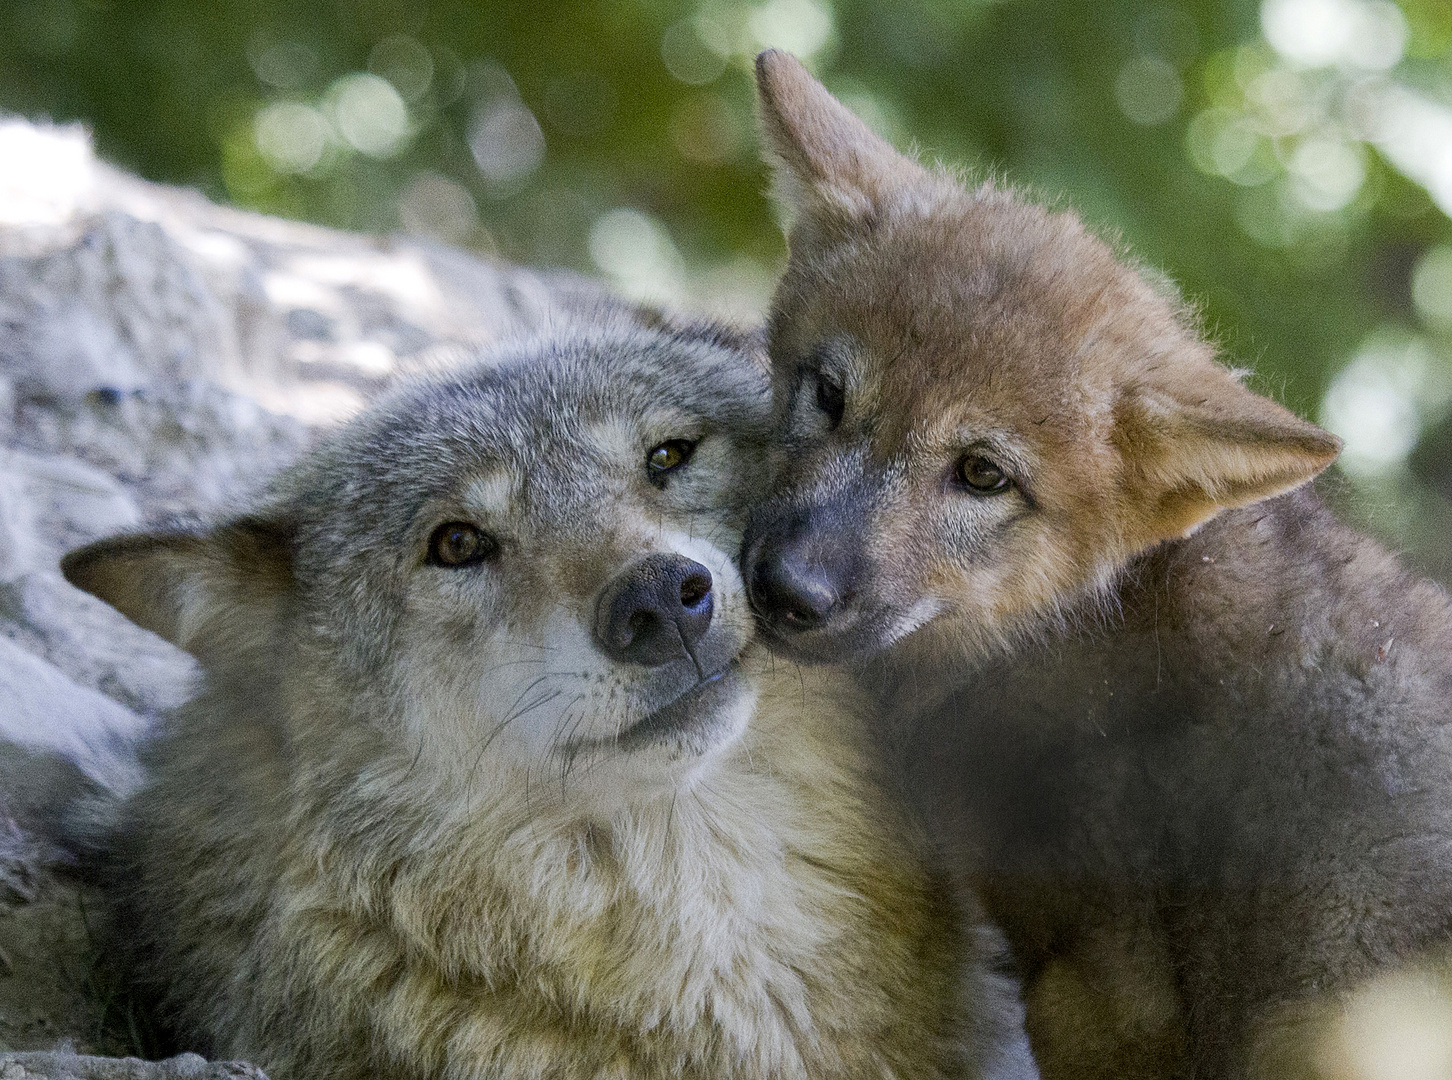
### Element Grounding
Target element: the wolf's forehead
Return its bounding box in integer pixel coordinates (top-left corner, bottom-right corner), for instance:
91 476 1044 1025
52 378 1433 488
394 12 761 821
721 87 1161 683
423 398 692 504
449 421 628 512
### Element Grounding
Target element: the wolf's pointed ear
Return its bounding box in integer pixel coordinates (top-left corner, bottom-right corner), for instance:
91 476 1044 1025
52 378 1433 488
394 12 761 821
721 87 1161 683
61 516 295 664
755 49 929 235
1114 366 1340 543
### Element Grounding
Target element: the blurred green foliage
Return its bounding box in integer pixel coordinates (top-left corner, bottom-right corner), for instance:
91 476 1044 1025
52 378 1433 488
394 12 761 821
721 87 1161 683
2 0 1452 569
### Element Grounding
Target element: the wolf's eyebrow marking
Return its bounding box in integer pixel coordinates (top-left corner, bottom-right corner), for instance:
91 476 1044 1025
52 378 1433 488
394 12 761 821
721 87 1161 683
583 418 640 461
586 416 704 461
461 472 517 515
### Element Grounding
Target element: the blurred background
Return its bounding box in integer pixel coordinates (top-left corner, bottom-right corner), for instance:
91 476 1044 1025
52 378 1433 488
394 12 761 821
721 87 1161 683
0 0 1450 575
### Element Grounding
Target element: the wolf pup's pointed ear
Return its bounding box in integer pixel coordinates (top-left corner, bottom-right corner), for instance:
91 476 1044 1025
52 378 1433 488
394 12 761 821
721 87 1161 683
755 49 929 236
61 516 295 664
1115 365 1340 544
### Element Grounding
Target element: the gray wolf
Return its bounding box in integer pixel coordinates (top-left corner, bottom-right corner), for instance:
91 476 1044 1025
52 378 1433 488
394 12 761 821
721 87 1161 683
61 314 1020 1079
743 49 1452 1080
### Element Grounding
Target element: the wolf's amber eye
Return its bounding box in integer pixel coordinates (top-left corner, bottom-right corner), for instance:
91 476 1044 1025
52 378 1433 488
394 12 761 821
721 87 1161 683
427 522 499 568
955 454 1012 495
814 372 846 429
646 439 697 485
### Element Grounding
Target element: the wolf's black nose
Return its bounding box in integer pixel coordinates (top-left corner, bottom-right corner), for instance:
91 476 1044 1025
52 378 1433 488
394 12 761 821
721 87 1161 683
595 554 714 666
748 538 848 633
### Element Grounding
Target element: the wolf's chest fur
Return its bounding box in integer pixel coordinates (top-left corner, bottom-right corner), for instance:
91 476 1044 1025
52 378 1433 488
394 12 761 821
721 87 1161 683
118 658 961 1080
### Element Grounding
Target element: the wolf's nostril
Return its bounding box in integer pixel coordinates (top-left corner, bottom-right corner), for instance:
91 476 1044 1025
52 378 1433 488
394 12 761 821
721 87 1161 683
782 602 821 628
627 610 657 640
680 572 711 609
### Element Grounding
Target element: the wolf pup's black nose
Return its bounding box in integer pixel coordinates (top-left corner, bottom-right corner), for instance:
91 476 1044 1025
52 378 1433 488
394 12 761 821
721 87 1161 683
595 554 714 666
748 532 850 633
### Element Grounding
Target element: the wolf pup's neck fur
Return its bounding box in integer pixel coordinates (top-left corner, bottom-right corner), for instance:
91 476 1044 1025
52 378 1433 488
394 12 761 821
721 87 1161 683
744 50 1452 1080
62 318 1001 1080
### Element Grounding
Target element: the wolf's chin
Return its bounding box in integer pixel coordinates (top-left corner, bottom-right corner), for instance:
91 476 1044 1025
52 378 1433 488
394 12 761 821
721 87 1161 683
572 662 751 759
620 666 743 753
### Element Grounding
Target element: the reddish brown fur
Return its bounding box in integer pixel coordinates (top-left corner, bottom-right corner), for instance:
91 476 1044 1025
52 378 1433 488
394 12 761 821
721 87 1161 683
744 50 1452 1080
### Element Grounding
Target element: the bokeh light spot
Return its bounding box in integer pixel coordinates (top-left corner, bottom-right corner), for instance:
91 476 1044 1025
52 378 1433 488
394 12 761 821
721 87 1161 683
1245 69 1311 136
1187 109 1277 184
247 37 320 92
1368 85 1452 219
748 0 835 60
1262 0 1406 69
661 18 730 85
1289 138 1364 211
369 34 434 102
1263 0 1356 66
254 102 331 174
1322 331 1443 475
1413 247 1452 331
329 73 411 158
398 172 479 245
1115 56 1184 126
469 99 545 185
696 255 777 325
588 208 687 307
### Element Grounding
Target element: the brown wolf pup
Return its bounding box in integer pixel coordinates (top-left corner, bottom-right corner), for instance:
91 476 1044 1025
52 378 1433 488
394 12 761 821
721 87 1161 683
59 315 1035 1080
743 50 1452 1080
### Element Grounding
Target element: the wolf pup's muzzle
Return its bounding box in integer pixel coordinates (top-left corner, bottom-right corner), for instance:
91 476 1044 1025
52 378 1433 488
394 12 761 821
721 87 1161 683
743 491 870 662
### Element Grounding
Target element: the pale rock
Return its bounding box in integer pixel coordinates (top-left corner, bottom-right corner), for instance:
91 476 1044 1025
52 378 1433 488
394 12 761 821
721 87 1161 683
0 573 196 719
0 451 139 580
0 635 146 805
0 1052 266 1079
0 117 623 1069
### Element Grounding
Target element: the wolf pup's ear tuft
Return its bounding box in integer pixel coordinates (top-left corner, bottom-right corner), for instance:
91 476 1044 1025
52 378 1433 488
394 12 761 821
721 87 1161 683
754 49 929 236
61 516 296 664
1114 364 1341 544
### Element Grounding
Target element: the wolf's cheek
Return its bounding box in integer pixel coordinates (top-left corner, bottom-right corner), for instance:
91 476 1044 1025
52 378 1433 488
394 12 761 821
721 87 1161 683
657 436 773 530
904 493 1045 626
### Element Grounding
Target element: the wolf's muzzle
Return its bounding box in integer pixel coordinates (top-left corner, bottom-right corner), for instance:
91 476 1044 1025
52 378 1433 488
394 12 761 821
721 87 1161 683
594 554 714 666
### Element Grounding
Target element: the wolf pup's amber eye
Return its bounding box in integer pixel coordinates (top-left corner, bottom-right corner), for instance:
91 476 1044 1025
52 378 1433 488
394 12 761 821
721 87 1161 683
646 439 697 485
955 454 1012 495
427 522 499 567
814 372 846 429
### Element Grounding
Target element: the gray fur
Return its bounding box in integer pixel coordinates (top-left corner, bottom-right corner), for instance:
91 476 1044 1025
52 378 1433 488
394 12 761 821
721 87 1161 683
63 314 1019 1079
